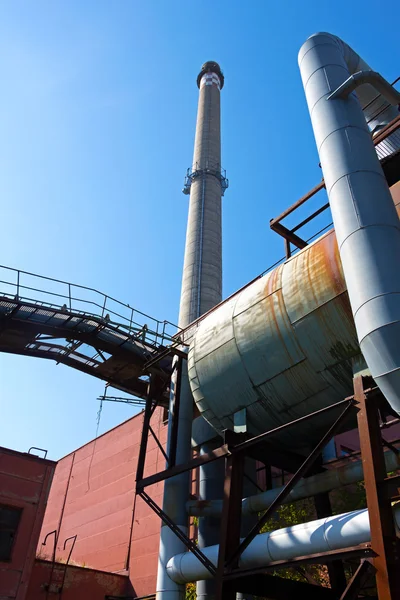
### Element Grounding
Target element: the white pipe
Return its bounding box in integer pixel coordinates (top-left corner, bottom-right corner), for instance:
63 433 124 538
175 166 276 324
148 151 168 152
299 33 400 414
187 448 400 518
167 505 400 583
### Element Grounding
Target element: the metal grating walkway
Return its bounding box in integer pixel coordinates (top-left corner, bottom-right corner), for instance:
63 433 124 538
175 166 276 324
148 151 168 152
0 266 181 401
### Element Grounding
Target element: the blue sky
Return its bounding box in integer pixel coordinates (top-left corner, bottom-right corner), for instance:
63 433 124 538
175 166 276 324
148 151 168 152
1 1 398 459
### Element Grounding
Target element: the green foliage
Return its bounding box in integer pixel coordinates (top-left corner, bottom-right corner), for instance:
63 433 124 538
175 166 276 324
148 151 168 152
260 498 316 532
255 483 369 594
330 481 366 514
184 482 370 598
259 499 328 587
185 582 196 600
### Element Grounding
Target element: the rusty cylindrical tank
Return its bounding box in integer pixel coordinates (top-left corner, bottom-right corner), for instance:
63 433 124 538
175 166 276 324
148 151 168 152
187 183 400 454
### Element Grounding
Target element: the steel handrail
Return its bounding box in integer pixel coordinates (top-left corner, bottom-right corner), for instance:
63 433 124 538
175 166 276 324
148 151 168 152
0 264 180 347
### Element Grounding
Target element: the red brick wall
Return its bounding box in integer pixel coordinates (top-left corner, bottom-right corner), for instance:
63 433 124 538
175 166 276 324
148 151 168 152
0 447 55 600
39 408 168 596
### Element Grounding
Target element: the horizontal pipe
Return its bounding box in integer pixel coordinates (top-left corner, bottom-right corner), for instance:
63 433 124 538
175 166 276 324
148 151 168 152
167 504 400 583
187 448 400 517
327 70 400 106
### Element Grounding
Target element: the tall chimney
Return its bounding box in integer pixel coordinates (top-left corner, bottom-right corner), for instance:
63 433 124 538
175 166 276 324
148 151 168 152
179 61 228 328
156 62 227 600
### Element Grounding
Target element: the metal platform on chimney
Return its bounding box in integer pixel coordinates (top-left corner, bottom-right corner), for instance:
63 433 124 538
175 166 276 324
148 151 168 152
0 266 181 403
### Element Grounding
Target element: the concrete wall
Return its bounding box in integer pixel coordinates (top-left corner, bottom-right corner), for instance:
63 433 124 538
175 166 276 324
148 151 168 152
179 71 223 328
39 408 168 597
0 447 55 600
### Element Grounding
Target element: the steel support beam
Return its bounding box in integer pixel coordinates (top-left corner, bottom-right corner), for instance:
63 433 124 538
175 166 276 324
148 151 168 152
226 573 336 599
355 376 400 600
226 400 355 568
215 432 244 600
339 559 376 600
139 490 216 577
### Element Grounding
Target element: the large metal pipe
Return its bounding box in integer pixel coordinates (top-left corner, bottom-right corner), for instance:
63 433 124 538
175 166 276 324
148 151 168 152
298 33 400 414
196 443 225 600
166 505 400 584
156 363 194 600
187 447 400 518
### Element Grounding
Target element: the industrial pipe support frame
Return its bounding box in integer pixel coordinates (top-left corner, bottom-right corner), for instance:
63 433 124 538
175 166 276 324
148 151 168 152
135 374 400 599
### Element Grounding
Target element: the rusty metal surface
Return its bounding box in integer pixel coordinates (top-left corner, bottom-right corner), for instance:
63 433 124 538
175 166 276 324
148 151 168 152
189 228 361 452
355 378 400 600
0 265 178 403
269 114 400 252
27 560 130 599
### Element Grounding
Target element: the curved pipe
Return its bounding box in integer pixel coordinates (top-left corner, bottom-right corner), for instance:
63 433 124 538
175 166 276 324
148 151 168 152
327 70 400 106
299 33 400 414
167 504 400 583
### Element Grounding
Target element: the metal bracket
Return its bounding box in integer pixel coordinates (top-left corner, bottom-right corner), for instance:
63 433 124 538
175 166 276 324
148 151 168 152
225 400 355 568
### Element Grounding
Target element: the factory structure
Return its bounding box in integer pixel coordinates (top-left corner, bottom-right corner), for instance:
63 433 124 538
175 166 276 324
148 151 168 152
2 32 400 600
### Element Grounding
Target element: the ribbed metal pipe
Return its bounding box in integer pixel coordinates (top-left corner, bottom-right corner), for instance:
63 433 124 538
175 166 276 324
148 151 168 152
167 505 400 583
299 33 400 414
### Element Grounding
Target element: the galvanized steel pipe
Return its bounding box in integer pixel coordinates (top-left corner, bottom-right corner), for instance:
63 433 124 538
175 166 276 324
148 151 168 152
298 33 400 414
187 448 400 518
166 505 400 583
156 362 194 600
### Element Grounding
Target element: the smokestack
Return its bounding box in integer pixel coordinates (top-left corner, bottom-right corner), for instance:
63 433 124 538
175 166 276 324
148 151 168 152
156 62 227 600
179 61 228 328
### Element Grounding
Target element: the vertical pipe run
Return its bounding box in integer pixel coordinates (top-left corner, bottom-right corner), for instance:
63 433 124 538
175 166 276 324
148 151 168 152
298 33 400 414
157 363 194 600
196 445 225 600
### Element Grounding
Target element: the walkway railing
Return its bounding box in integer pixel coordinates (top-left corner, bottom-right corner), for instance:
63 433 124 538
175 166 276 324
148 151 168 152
0 265 179 348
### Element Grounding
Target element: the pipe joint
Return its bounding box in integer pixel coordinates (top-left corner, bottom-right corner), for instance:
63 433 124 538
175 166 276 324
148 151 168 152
327 70 400 108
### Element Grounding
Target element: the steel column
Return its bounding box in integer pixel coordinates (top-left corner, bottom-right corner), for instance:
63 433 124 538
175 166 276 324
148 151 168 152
215 433 244 600
355 376 400 600
226 400 355 568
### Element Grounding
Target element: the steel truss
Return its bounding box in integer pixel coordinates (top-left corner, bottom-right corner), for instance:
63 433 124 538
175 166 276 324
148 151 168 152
135 361 400 600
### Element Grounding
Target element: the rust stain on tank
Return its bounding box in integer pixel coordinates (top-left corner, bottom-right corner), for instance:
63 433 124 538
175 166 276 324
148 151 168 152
264 264 298 366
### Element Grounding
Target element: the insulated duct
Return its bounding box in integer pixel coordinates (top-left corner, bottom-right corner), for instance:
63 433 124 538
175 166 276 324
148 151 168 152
298 33 400 414
167 505 400 584
187 447 400 518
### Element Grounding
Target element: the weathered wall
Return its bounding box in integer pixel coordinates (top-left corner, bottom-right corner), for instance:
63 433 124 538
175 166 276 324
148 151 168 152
39 408 168 596
0 447 55 600
27 559 130 599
